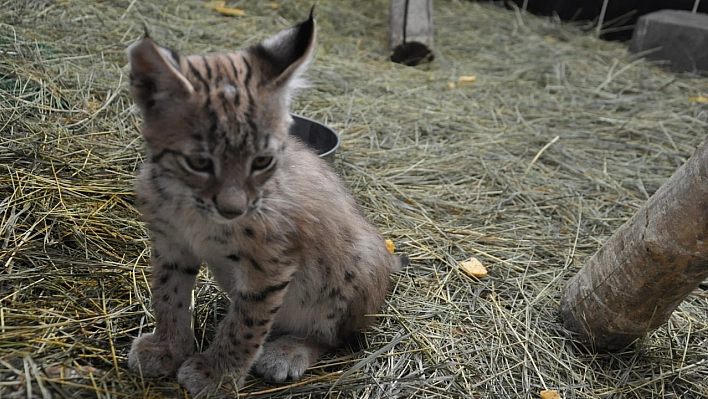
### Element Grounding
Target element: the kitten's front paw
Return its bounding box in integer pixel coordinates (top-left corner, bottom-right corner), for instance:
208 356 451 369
177 354 245 397
252 337 317 382
128 333 192 377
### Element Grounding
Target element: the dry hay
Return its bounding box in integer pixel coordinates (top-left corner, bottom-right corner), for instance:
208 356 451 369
2 0 708 398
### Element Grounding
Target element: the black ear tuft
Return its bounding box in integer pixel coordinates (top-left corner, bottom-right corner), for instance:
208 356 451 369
247 12 316 87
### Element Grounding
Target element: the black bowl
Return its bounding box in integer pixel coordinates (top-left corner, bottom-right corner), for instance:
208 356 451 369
290 114 340 164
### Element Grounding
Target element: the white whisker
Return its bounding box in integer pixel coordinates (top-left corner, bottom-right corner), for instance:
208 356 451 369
260 204 297 231
262 197 319 222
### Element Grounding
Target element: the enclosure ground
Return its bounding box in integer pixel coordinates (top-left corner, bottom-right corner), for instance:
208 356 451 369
1 1 707 398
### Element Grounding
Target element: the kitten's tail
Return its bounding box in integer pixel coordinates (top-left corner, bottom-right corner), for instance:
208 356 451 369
392 254 409 272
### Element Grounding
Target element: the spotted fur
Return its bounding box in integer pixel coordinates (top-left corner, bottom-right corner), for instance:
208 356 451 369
126 14 407 396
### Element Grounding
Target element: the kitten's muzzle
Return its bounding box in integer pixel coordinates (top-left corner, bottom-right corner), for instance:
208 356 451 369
213 189 248 220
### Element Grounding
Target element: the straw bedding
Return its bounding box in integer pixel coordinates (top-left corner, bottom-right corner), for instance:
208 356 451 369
1 0 707 398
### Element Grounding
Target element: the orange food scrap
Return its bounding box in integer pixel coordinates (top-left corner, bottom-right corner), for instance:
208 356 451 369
213 6 245 16
689 96 708 103
87 100 101 111
269 2 280 9
446 82 456 89
385 239 395 254
540 390 561 399
458 75 477 83
459 257 487 278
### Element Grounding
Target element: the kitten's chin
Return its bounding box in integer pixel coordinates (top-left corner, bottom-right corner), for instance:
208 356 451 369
211 213 245 225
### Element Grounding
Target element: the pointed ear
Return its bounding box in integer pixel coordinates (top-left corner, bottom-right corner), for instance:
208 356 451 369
127 37 194 115
248 12 316 89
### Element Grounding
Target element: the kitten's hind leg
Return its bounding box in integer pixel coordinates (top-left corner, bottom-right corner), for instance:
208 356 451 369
252 335 329 382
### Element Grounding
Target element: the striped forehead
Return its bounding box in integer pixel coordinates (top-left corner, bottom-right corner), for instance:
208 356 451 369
183 52 254 91
182 52 255 122
181 53 261 148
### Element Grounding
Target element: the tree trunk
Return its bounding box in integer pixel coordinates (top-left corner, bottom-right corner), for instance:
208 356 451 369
389 0 434 66
560 137 708 351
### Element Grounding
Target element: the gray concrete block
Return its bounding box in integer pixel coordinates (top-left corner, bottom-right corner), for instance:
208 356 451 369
628 10 708 73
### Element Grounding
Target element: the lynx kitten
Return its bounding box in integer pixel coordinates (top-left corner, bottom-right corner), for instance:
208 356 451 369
126 13 406 396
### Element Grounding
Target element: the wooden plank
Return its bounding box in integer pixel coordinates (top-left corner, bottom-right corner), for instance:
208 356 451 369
389 0 434 66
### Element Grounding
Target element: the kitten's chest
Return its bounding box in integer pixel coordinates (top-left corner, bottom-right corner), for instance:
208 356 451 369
185 220 252 289
185 219 245 260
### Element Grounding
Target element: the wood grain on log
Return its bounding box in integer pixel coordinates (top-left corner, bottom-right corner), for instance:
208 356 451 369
560 138 708 351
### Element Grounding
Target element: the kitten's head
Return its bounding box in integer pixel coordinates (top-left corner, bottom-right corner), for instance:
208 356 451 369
127 14 316 222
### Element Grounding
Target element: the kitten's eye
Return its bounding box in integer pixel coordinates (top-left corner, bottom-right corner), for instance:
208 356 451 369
185 155 214 173
251 156 274 172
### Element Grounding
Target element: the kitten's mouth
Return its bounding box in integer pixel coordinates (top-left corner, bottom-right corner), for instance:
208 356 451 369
217 203 263 223
193 197 261 223
211 212 245 224
213 205 262 224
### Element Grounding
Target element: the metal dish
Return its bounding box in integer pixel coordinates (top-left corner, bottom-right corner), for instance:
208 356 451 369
290 114 340 164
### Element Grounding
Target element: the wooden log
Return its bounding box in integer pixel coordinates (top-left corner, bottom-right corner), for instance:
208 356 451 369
628 10 708 73
559 137 708 351
389 0 434 66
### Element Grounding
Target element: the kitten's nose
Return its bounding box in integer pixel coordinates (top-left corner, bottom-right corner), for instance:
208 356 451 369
213 189 247 220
